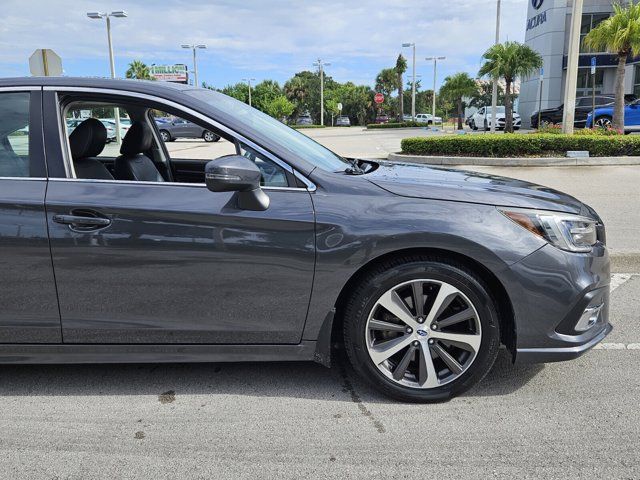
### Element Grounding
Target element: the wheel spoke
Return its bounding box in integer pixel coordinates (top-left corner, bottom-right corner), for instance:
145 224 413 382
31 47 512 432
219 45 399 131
369 335 412 365
377 290 418 328
392 344 417 381
369 319 407 333
436 307 474 328
430 330 481 353
411 281 424 317
417 341 439 388
431 343 463 375
425 283 459 324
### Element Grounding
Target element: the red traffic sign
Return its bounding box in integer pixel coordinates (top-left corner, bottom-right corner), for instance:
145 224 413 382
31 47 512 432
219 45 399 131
374 92 384 104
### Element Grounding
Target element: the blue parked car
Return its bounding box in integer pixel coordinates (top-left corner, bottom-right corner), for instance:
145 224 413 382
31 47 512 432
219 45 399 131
586 99 640 132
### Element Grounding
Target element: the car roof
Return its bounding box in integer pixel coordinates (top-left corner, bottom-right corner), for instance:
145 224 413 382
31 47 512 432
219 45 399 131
0 76 194 95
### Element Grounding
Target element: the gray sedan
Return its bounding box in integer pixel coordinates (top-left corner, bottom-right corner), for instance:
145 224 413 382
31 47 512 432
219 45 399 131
0 77 611 402
156 117 220 142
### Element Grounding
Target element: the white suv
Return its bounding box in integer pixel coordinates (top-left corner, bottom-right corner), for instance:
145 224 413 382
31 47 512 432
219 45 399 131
470 106 521 131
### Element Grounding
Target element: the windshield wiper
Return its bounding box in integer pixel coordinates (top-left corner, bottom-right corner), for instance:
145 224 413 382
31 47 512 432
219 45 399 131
344 158 365 175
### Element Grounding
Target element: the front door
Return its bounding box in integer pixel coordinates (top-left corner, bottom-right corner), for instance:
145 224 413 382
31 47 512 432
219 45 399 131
44 92 316 344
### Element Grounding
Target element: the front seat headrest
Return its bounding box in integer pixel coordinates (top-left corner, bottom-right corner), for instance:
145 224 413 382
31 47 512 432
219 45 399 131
69 118 107 160
120 121 154 156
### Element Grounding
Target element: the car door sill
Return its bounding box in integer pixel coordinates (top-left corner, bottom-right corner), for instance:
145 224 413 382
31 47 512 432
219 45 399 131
0 342 317 364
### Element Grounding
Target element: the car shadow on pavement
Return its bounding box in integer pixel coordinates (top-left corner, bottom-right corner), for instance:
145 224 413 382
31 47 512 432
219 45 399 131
0 350 543 402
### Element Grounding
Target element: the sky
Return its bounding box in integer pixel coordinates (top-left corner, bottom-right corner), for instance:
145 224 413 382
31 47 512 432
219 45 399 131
0 0 529 89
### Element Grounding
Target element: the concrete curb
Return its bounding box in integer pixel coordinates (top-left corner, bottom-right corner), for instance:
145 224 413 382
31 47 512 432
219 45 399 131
388 152 640 167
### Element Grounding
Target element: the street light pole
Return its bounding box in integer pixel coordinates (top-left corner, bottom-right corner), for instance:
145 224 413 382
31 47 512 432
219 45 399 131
402 43 416 120
562 0 584 134
181 44 207 88
243 78 256 106
87 10 127 144
313 58 331 126
490 0 501 133
426 56 445 126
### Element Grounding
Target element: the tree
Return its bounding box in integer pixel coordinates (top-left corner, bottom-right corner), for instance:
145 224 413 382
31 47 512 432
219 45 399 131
265 95 295 122
469 81 505 109
125 60 153 80
395 54 407 120
375 68 398 113
478 41 542 132
252 80 283 114
283 75 310 119
439 73 479 129
584 2 640 130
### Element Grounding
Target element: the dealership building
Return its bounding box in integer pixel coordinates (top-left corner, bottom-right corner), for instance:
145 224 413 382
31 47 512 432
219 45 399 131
519 0 640 126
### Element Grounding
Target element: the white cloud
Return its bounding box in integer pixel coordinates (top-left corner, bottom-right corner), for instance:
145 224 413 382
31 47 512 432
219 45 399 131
0 0 529 84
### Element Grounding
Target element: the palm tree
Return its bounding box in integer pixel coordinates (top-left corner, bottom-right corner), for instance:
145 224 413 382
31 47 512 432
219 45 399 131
584 2 640 130
125 60 153 80
478 41 542 132
439 73 479 130
395 54 407 121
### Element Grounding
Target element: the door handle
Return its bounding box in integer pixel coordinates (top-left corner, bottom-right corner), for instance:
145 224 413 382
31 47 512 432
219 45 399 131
53 212 111 230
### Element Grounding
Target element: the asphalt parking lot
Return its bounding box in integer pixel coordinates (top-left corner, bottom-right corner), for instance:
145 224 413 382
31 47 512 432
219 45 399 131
6 128 637 478
1 274 638 479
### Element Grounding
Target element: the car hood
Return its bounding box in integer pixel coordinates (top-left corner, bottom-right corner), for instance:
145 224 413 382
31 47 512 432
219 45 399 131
366 162 587 214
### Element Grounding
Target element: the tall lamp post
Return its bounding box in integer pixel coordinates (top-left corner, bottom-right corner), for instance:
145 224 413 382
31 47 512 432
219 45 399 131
490 0 501 133
402 42 416 121
242 78 256 106
425 56 445 125
562 0 584 133
87 10 127 144
181 44 207 88
313 58 331 126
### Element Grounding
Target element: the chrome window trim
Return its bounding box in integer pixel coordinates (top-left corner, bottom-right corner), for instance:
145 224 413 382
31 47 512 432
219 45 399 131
47 177 310 192
44 86 317 192
0 86 40 92
0 177 47 181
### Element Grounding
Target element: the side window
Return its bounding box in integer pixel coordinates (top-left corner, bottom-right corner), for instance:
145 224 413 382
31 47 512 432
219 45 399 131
151 111 291 188
0 92 31 177
478 108 485 115
595 97 613 106
239 143 289 188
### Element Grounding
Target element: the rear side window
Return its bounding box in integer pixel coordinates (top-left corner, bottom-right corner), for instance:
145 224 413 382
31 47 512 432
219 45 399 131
0 92 30 177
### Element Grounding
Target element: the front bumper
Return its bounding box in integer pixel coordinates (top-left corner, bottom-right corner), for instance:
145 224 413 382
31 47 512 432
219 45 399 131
503 242 611 364
516 323 612 363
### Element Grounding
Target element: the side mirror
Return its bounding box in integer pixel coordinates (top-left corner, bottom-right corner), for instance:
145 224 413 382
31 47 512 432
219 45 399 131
205 155 270 211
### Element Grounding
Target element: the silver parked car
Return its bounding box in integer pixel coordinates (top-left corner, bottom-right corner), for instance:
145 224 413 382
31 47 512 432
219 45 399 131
335 115 351 127
156 117 220 142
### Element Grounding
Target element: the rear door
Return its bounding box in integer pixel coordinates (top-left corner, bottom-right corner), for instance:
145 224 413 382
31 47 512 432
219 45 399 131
0 88 61 343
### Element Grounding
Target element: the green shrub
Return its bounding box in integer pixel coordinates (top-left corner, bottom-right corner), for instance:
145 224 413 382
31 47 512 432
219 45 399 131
572 126 623 136
290 124 326 129
367 121 423 129
535 123 562 134
400 134 640 157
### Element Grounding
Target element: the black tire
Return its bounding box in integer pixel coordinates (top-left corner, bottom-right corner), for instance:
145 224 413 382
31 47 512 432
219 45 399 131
471 120 478 131
203 130 219 142
343 255 501 403
594 116 613 129
159 130 172 142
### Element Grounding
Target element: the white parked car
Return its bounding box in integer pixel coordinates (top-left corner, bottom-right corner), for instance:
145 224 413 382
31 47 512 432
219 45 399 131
415 113 442 125
469 106 521 131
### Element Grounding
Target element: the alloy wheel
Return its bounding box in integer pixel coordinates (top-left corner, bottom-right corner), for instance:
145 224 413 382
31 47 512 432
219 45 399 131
365 279 482 389
160 131 170 142
595 117 612 128
203 131 215 142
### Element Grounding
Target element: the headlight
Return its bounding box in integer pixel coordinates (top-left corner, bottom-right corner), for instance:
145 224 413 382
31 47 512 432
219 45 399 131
500 208 598 253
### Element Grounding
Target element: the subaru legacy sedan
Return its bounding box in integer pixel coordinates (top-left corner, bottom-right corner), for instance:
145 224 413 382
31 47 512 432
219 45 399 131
0 77 610 402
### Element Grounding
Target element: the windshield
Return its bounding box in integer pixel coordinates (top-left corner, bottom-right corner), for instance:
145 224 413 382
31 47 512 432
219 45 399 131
186 89 350 172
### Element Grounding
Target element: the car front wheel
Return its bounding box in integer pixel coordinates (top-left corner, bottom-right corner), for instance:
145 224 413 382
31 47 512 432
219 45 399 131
343 256 501 402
